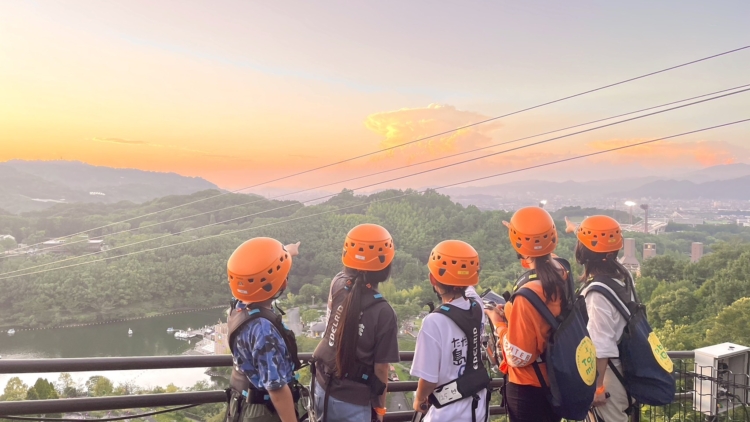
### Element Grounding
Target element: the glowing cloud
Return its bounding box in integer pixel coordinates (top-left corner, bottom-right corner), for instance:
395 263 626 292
586 139 747 167
364 104 502 160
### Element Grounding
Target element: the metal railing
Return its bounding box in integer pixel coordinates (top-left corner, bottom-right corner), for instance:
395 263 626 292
0 351 747 422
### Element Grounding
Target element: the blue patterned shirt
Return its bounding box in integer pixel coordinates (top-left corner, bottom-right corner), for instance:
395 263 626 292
233 304 296 391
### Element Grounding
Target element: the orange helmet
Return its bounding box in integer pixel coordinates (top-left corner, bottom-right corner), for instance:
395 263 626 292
577 215 623 253
227 237 292 303
428 240 480 286
507 206 558 257
342 224 395 271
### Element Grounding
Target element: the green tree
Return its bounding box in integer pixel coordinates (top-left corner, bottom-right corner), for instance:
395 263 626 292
56 373 78 398
0 237 16 252
301 309 320 326
85 376 114 397
646 287 699 328
641 255 687 282
2 377 28 401
706 297 750 346
298 284 322 306
26 378 58 400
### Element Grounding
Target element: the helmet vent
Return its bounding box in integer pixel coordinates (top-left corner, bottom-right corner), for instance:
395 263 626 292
525 237 530 241
249 278 254 283
359 247 364 252
470 261 475 265
461 264 466 269
280 257 284 262
260 278 266 283
439 268 446 276
351 242 355 247
544 234 548 239
379 247 383 252
552 236 557 244
276 265 281 271
442 261 447 266
268 268 273 274
262 284 273 292
229 276 234 280
591 240 599 247
378 255 386 263
369 245 374 250
285 254 288 259
452 260 457 265
437 255 441 260
535 239 540 243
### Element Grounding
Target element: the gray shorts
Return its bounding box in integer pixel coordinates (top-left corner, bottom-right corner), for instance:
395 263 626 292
313 383 371 422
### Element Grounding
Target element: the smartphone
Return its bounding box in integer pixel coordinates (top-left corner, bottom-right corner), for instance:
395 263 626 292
480 288 506 308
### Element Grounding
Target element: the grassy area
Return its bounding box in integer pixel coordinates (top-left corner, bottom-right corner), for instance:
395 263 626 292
397 336 416 352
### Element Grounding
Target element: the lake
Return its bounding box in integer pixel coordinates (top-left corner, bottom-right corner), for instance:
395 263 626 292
0 309 227 390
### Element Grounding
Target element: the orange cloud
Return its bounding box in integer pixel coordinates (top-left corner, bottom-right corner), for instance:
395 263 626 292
586 139 747 167
364 104 502 160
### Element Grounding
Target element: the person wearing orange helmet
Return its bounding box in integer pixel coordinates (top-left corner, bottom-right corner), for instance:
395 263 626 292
311 224 399 422
225 238 303 422
486 206 572 422
411 240 490 422
575 216 635 422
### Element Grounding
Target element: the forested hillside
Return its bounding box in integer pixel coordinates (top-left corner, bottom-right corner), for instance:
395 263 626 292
1 188 749 345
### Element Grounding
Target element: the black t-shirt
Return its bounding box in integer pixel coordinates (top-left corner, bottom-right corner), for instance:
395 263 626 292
312 272 400 406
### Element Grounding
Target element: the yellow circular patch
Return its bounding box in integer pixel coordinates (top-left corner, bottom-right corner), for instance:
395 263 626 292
576 336 597 386
648 332 673 372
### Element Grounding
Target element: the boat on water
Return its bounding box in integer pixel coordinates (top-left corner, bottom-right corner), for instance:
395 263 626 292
7 329 15 335
128 328 133 336
166 327 175 332
174 331 189 339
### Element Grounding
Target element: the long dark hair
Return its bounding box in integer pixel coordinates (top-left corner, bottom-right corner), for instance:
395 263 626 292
575 242 631 283
334 264 392 378
532 254 567 304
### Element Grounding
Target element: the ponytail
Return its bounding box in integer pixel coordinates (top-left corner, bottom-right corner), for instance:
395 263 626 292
334 264 392 378
532 254 567 305
575 242 631 284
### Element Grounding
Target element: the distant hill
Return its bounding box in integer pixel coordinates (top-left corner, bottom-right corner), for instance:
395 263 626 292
681 163 750 183
622 176 750 200
441 164 750 202
0 160 218 214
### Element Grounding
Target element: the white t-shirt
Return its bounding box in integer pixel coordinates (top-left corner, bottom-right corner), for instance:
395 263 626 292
583 277 635 360
410 287 488 422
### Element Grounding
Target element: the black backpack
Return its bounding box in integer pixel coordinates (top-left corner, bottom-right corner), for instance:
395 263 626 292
510 258 597 421
585 275 676 407
428 299 490 422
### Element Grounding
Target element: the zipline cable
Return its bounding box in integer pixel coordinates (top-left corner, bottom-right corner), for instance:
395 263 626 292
1 117 747 281
2 86 747 277
13 45 749 251
14 82 749 258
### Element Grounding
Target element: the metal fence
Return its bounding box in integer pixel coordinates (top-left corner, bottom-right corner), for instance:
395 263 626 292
1 352 748 422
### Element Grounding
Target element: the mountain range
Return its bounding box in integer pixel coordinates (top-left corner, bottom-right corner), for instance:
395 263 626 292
441 164 750 201
0 160 218 214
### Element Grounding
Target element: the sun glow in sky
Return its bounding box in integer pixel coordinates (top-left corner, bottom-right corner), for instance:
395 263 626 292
1 1 749 190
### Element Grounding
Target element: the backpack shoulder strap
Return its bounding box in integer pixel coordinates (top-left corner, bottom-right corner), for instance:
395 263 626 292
360 292 386 312
245 306 302 371
585 282 631 319
432 300 484 373
512 288 559 330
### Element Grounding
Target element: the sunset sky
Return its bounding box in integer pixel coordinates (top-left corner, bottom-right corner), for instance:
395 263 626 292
1 0 749 192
